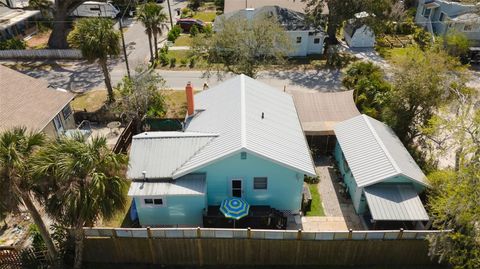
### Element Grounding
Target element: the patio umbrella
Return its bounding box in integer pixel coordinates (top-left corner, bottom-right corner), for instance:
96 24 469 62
220 198 250 228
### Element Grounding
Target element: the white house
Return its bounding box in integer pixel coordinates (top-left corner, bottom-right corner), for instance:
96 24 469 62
214 5 325 57
343 12 375 48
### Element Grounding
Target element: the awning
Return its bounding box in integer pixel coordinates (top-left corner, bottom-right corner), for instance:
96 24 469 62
128 174 206 197
293 91 360 136
364 184 429 222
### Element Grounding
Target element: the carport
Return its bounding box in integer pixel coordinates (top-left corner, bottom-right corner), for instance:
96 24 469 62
292 90 360 154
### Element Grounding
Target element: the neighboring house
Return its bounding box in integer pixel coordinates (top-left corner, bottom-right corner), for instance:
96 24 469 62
214 6 325 56
334 115 430 229
0 65 76 137
127 75 316 227
223 0 329 15
343 12 375 48
415 0 480 45
0 6 41 41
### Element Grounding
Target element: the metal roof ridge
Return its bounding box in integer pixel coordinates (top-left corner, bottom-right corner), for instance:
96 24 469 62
362 115 402 175
240 74 247 148
170 135 219 177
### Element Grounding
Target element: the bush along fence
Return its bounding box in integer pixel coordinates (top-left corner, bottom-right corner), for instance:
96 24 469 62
0 49 83 60
83 227 447 266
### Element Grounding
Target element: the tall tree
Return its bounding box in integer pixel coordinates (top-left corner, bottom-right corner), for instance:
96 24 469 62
136 3 157 63
68 18 121 103
191 15 291 78
48 0 84 49
342 61 391 118
33 134 128 269
427 163 480 269
0 128 58 261
303 0 392 43
114 66 166 132
382 46 461 146
150 4 168 60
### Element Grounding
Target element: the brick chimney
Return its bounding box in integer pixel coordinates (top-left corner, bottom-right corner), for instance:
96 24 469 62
186 82 194 116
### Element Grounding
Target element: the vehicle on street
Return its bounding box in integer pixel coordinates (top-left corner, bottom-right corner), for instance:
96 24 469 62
176 18 205 32
70 1 121 18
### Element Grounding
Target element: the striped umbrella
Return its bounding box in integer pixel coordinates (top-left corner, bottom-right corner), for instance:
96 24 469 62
220 197 250 220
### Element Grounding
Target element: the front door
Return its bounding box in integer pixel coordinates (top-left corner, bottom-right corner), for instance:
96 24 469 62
231 179 243 198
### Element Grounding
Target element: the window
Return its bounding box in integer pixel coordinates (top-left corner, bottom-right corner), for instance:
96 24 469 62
62 104 72 119
439 12 446 22
52 114 64 134
296 36 302 43
308 32 314 36
90 7 101 11
253 177 267 190
143 197 165 207
314 38 320 44
422 7 431 18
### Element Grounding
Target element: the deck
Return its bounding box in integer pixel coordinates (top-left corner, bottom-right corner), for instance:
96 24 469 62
203 206 287 230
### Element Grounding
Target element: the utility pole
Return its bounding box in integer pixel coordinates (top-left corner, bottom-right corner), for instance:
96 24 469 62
119 18 131 78
167 0 173 29
119 0 133 78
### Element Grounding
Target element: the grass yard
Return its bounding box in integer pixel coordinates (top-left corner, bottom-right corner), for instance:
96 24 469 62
162 90 188 118
305 183 325 216
71 90 107 112
192 11 217 22
102 196 133 228
174 35 193 47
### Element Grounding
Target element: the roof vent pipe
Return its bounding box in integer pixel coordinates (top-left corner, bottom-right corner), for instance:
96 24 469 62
261 112 264 119
142 171 147 182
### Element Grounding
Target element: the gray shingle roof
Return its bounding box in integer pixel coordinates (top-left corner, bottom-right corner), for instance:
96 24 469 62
364 184 429 221
334 115 428 188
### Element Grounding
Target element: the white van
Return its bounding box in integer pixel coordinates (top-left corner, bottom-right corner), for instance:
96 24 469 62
70 1 120 18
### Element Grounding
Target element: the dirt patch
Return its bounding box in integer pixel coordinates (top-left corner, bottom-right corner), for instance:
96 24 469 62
26 30 51 49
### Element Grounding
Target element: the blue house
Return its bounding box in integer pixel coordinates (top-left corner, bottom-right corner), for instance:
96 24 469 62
415 0 480 45
127 75 316 227
333 115 430 229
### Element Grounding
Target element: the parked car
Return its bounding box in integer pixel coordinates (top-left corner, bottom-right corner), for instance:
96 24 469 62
176 18 205 32
70 1 120 18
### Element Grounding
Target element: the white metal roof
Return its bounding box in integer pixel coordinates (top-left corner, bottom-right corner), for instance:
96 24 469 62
174 74 316 178
334 115 428 188
127 132 217 179
128 174 206 196
364 184 429 221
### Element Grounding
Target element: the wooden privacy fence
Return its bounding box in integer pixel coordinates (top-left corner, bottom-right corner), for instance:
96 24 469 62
83 227 445 266
0 49 83 60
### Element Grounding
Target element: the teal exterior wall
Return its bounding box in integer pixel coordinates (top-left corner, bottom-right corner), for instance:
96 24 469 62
135 194 206 227
197 152 304 212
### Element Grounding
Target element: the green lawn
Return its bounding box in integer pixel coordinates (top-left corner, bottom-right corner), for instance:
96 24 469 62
305 183 325 216
71 90 107 112
174 35 193 46
192 11 217 22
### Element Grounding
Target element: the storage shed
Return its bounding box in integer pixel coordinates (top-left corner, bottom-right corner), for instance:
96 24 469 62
343 12 375 48
334 115 429 230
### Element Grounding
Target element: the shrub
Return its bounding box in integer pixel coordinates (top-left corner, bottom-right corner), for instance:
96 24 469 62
167 31 176 42
190 24 199 37
304 175 320 184
170 57 176 67
0 38 26 50
203 24 213 37
167 26 182 42
444 30 470 59
413 28 432 49
189 57 196 68
159 53 169 66
188 0 201 11
181 7 191 16
397 17 416 35
160 44 169 54
180 58 188 66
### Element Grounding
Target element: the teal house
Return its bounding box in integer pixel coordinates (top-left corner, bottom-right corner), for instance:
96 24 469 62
333 115 430 229
127 75 316 227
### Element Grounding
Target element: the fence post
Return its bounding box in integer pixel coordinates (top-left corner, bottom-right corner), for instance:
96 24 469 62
297 229 302 240
111 229 121 262
247 227 252 239
196 227 204 266
348 229 353 240
397 228 404 240
147 227 157 264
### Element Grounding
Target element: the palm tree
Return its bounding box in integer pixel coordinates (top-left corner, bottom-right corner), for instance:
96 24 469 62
150 5 168 60
137 3 156 63
0 128 58 261
68 18 121 103
33 134 128 269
